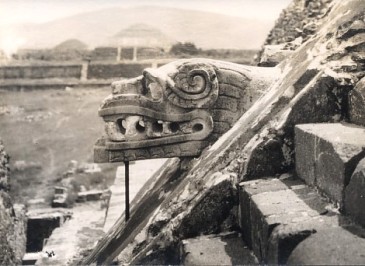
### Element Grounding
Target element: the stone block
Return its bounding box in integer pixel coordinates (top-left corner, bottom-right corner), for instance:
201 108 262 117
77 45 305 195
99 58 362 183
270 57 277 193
344 158 365 227
287 185 328 215
259 45 294 67
287 226 365 265
267 215 342 264
180 232 258 266
349 77 365 127
239 177 334 263
295 123 365 205
178 180 237 238
249 189 318 262
239 178 288 248
267 224 313 265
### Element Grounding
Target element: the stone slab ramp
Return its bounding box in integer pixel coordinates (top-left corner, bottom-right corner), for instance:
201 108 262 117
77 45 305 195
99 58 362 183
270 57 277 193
103 158 167 232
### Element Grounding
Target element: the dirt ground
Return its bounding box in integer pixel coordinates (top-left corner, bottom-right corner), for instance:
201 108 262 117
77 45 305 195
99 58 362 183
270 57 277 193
0 87 121 203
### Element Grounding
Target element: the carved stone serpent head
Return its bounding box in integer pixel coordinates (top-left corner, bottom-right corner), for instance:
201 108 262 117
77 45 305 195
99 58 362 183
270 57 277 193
94 58 277 162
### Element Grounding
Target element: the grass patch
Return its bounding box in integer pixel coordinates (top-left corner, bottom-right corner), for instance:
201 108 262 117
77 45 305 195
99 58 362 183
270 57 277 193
0 87 119 204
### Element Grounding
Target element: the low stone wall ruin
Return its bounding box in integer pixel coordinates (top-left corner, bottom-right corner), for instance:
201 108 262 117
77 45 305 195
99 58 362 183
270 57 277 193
0 65 82 80
0 61 160 90
87 63 151 79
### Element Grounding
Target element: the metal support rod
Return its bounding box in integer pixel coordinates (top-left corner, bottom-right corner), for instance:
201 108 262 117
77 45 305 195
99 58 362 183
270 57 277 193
124 161 130 222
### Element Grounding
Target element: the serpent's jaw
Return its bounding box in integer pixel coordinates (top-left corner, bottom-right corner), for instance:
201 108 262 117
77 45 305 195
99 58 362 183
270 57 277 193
100 108 213 150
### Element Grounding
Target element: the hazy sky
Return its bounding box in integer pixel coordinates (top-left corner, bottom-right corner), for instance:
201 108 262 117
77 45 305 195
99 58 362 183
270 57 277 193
0 0 292 26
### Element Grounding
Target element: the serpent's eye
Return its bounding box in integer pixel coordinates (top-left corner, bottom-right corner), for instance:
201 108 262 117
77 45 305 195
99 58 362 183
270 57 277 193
148 82 163 100
141 76 149 96
143 71 163 101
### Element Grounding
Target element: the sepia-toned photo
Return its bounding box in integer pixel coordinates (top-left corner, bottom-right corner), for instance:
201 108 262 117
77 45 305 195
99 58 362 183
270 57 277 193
0 0 364 265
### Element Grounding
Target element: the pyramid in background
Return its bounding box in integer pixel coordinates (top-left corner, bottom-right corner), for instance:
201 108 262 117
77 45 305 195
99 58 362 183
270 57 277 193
53 39 88 51
107 24 176 50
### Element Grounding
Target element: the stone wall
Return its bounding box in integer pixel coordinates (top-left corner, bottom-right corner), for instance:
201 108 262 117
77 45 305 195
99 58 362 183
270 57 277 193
0 62 159 90
121 48 134 61
87 63 151 79
264 0 334 45
0 65 82 80
257 0 335 66
0 139 27 264
137 47 164 60
90 47 118 61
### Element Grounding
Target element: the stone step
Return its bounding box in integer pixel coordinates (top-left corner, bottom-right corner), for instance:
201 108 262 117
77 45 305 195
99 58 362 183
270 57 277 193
180 232 258 265
344 157 365 227
295 123 365 207
238 175 365 264
287 226 365 265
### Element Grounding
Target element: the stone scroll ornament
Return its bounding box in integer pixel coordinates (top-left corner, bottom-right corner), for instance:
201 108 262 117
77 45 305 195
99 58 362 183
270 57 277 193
94 59 278 162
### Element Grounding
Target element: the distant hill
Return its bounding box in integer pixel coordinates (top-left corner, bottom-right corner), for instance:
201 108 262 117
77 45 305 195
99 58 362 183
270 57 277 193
109 24 175 49
5 6 274 50
53 39 88 50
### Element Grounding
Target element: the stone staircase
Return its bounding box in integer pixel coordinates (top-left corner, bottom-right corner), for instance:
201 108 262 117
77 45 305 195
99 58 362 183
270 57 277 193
181 232 257 265
180 122 365 265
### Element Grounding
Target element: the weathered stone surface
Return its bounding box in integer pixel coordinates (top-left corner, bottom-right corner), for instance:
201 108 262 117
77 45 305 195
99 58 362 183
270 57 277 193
266 215 347 264
242 73 347 180
239 176 350 264
239 176 335 263
261 0 334 49
95 138 210 162
84 159 241 265
256 0 336 64
239 178 288 248
128 175 239 265
0 140 9 191
287 226 365 265
181 232 258 265
0 139 27 265
259 44 294 67
295 123 365 205
10 204 27 264
243 9 365 179
344 158 365 227
349 77 365 126
94 59 279 162
177 179 238 238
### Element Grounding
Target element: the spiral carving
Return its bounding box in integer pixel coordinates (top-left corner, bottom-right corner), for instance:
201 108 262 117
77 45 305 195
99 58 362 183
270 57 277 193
165 63 219 108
